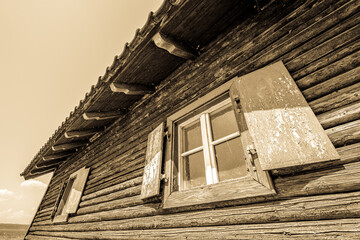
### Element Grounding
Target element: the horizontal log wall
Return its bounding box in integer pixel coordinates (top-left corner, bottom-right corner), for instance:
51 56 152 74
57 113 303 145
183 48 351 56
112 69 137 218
26 0 360 239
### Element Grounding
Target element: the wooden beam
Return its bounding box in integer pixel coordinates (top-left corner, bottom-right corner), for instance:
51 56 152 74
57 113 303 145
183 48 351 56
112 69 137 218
38 158 66 167
152 32 196 59
83 111 124 121
31 165 57 174
65 128 102 139
43 151 74 161
25 168 54 180
110 82 155 95
52 141 87 151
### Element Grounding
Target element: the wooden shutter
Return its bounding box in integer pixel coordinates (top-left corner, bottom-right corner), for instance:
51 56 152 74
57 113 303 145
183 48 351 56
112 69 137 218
141 123 165 199
230 61 340 170
64 167 89 214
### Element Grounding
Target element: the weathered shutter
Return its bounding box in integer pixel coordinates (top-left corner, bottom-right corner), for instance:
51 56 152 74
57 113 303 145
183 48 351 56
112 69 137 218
141 123 165 199
230 61 339 171
63 167 89 214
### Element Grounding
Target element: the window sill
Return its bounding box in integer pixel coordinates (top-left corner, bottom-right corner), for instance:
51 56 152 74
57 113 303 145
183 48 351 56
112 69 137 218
163 176 276 209
52 214 69 223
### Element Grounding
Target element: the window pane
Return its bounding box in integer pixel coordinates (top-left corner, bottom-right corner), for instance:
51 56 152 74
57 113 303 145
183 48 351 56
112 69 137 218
182 120 202 152
210 105 238 140
183 151 206 189
214 137 247 181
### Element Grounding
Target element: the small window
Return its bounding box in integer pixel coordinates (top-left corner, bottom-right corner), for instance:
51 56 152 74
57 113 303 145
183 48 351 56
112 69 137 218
52 167 89 223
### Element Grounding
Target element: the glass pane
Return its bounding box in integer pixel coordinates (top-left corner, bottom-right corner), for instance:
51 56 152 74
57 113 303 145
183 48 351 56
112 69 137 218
214 137 247 182
210 105 238 140
183 151 206 189
182 120 202 152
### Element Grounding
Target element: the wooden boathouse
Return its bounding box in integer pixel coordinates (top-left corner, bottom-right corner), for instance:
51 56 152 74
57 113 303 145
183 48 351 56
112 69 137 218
22 0 360 239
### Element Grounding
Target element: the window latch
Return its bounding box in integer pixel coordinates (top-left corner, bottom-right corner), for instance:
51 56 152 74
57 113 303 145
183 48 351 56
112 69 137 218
161 174 168 183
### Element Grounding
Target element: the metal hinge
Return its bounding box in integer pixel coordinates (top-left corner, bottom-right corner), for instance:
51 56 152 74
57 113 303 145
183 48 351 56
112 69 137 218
246 144 257 172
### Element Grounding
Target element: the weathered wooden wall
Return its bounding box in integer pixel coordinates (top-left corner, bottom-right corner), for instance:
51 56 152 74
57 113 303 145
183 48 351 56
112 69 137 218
26 0 360 238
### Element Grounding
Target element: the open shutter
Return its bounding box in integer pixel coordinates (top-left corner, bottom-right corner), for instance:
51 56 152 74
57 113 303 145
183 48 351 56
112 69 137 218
63 167 89 214
141 123 165 199
230 61 339 171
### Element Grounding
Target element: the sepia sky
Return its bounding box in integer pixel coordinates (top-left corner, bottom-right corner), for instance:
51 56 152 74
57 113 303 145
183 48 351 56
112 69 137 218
0 0 162 225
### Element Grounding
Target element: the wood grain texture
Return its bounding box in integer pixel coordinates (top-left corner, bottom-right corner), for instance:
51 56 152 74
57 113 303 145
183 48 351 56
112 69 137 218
140 123 164 199
318 101 360 129
231 61 339 170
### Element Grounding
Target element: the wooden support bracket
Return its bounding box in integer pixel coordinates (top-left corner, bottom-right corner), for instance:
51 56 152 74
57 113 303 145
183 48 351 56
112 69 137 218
83 110 125 121
110 82 155 95
43 152 74 161
152 32 196 59
31 165 57 174
52 141 87 151
65 128 102 139
38 158 67 167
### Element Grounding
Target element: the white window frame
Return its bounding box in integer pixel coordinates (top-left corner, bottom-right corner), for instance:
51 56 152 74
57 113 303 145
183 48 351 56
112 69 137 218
177 98 241 190
163 80 275 209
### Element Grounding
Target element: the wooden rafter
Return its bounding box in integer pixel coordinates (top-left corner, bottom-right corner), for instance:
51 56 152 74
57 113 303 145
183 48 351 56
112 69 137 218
31 165 57 174
52 141 87 152
43 151 74 161
83 110 125 121
152 32 196 59
65 128 102 139
110 82 155 95
38 158 66 167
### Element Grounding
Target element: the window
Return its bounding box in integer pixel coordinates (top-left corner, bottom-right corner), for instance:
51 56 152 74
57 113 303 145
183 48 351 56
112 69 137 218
177 96 247 190
140 61 339 208
52 167 89 223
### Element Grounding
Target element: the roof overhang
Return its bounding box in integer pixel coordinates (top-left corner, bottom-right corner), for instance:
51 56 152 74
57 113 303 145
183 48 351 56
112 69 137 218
21 0 256 179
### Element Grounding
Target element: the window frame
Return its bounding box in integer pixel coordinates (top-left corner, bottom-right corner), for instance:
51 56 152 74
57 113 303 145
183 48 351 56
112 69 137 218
163 80 275 209
177 97 243 190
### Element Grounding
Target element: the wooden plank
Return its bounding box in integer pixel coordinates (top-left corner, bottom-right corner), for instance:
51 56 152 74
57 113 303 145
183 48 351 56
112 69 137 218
152 32 196 59
326 119 360 147
82 111 125 121
80 185 141 208
303 65 360 101
51 141 87 151
296 50 360 89
140 123 164 199
110 82 155 95
82 176 142 201
310 82 360 114
317 100 360 129
231 61 339 170
64 129 102 139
